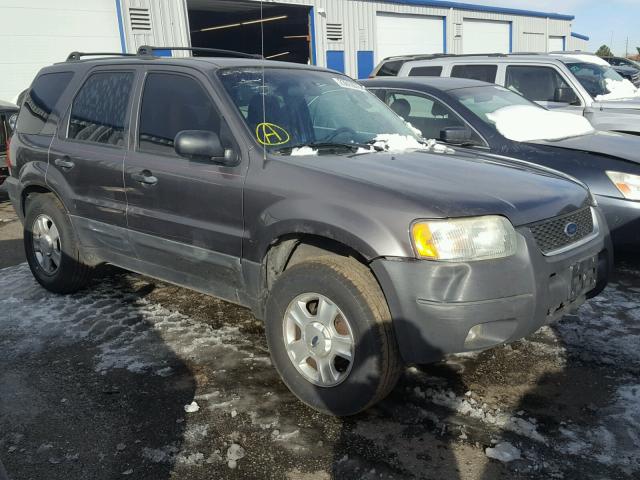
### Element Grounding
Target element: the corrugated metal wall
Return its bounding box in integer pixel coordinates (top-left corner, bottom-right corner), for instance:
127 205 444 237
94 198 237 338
567 36 588 52
133 0 578 78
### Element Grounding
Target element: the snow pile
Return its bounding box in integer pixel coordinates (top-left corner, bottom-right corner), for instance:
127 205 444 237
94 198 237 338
226 443 246 469
485 442 521 463
184 401 200 413
486 105 595 142
290 146 318 156
595 78 640 101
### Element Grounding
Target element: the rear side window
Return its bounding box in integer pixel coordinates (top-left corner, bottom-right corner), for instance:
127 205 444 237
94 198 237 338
16 72 73 135
505 66 573 103
451 65 498 83
409 66 443 77
138 73 231 156
376 60 405 77
68 72 134 146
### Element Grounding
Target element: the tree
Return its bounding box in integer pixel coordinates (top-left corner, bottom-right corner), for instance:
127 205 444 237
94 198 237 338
637 47 640 55
595 45 613 57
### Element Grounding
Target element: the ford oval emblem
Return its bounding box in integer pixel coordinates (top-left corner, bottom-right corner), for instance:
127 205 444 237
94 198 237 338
564 222 579 237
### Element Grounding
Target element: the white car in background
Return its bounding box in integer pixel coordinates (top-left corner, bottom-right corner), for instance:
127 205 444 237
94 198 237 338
375 52 640 135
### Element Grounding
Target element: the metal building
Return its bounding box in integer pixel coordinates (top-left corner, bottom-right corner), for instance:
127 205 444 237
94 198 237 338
1 0 591 103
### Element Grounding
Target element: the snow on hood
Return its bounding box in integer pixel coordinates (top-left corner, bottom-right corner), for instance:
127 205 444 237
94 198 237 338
367 135 454 154
290 146 318 156
595 78 640 101
555 54 610 67
486 105 595 142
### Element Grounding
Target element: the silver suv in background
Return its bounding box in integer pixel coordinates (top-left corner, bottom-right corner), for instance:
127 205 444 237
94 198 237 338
375 52 640 135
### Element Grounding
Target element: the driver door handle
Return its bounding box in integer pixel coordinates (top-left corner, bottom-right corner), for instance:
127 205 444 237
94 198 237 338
131 170 158 186
54 158 75 170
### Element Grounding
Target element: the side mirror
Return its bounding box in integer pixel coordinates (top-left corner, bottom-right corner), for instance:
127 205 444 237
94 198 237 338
554 87 579 105
8 113 18 132
440 126 473 145
174 130 232 164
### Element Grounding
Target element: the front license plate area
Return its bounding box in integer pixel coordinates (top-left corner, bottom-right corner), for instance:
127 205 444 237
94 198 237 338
568 255 598 302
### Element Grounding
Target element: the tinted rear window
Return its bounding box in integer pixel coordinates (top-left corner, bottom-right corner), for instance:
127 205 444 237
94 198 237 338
451 65 498 83
376 60 405 77
16 72 73 135
68 72 134 146
409 66 443 77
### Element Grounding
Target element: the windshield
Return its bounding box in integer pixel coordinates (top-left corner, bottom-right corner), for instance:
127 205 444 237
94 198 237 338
566 62 626 98
450 85 541 126
217 67 419 154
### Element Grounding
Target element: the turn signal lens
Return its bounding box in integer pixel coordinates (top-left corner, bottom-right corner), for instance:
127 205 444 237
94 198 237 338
606 171 640 201
411 216 517 262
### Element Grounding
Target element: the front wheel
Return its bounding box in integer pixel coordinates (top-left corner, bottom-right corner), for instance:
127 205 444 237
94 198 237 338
265 256 403 416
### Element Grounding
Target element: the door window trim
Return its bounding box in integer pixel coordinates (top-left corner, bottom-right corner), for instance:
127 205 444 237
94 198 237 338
62 67 138 150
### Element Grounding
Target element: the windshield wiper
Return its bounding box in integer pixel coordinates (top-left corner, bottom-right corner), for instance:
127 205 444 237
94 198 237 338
275 141 377 154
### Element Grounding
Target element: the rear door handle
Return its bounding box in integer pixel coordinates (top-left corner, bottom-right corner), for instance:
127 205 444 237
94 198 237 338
131 170 158 186
54 158 75 170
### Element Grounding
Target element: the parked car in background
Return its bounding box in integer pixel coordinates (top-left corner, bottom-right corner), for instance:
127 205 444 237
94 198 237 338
362 76 640 249
0 99 19 186
603 56 640 85
6 48 610 415
374 52 640 135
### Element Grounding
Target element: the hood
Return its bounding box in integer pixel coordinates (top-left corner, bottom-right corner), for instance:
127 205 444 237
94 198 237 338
290 149 590 227
594 98 640 110
530 131 640 164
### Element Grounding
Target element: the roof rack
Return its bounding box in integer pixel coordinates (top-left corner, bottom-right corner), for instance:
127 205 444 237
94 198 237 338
66 51 137 61
137 45 263 59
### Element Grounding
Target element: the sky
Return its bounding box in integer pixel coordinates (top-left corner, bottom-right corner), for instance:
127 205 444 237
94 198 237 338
474 0 640 56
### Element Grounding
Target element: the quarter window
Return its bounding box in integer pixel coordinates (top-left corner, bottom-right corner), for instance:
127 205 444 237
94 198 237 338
505 66 575 104
68 72 134 146
17 72 74 135
409 66 443 77
138 73 231 156
451 65 498 83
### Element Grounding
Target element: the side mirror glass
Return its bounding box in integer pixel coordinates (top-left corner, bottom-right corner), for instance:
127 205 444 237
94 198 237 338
554 87 579 105
440 126 473 145
8 113 18 132
174 130 233 164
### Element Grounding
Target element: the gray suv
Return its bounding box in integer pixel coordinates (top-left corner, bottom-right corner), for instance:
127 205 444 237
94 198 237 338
382 53 640 134
6 47 610 415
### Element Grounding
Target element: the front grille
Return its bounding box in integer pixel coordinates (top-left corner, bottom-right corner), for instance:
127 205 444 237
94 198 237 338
529 207 594 254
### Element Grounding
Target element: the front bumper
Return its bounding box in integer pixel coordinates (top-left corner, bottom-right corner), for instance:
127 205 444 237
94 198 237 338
596 194 640 250
371 208 611 364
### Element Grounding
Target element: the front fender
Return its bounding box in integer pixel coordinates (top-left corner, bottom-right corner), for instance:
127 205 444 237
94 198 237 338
249 198 414 263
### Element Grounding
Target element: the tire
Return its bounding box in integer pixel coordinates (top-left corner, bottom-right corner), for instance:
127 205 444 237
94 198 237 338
23 193 92 294
265 255 403 416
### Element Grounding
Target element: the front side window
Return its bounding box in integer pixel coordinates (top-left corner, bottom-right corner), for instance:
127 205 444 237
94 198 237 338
566 62 627 98
451 65 498 83
68 72 134 146
383 90 481 143
138 73 232 156
218 68 419 154
505 65 576 104
16 72 74 135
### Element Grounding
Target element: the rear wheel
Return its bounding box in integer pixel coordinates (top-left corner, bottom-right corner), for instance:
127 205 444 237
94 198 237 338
265 256 403 416
23 193 91 294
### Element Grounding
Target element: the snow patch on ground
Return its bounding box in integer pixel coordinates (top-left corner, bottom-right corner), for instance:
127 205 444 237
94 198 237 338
486 105 595 142
485 442 521 463
595 78 640 101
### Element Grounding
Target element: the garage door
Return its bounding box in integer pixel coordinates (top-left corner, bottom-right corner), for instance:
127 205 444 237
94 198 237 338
0 0 122 103
376 13 444 62
548 36 566 52
463 19 510 54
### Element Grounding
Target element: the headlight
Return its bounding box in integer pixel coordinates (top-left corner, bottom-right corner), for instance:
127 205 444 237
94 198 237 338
411 216 517 261
606 171 640 201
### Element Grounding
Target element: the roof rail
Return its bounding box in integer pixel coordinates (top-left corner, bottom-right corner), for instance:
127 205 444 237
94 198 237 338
66 51 137 61
137 45 263 59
